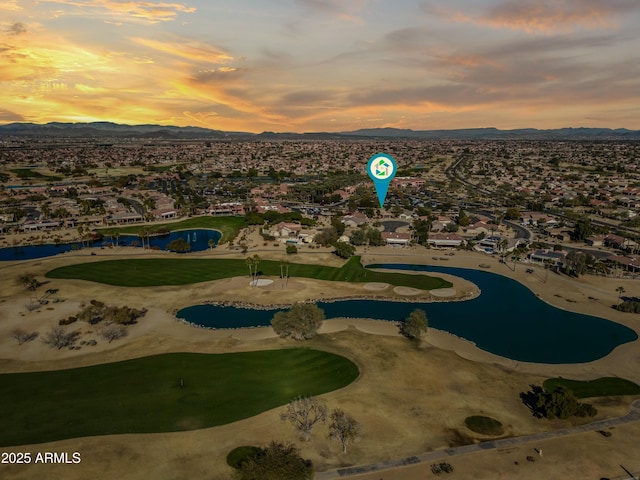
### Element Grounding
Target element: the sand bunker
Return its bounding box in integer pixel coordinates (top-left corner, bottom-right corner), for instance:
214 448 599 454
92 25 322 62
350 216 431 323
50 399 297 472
393 286 423 296
430 288 457 297
249 279 274 287
364 282 390 291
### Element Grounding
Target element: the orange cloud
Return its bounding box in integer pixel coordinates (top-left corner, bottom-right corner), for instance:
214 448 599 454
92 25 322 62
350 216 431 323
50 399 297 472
295 0 369 24
39 0 196 24
131 37 233 64
482 1 612 32
429 1 635 33
0 1 22 11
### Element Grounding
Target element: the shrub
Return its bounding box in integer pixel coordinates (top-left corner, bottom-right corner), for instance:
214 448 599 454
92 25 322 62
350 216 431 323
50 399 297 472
615 301 640 313
11 328 38 345
59 316 78 326
232 441 314 480
286 244 298 254
42 327 80 350
226 446 262 469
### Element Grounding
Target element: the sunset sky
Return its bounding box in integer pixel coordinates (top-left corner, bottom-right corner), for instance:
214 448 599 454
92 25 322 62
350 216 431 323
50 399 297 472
1 0 639 132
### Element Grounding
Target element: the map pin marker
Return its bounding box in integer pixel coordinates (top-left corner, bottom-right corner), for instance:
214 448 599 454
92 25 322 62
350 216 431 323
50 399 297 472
367 153 397 208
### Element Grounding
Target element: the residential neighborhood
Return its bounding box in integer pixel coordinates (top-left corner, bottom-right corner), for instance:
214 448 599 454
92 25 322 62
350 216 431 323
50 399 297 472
2 136 640 276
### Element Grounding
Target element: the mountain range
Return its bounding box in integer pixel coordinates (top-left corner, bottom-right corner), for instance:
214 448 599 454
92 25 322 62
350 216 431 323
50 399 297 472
1 122 638 140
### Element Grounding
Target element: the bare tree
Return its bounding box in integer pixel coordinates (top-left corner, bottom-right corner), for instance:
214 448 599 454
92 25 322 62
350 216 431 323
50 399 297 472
328 409 360 454
11 328 39 345
16 273 39 292
280 396 327 441
42 327 80 350
100 324 128 343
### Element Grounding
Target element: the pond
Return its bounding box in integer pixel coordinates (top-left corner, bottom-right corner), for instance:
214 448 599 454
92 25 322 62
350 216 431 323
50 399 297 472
0 229 221 261
176 264 638 364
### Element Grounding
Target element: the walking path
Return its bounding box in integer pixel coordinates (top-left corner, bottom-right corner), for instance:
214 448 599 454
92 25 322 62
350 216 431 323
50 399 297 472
316 400 640 479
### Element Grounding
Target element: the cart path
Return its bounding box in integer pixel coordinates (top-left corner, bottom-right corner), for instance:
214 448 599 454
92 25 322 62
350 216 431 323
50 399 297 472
316 399 640 479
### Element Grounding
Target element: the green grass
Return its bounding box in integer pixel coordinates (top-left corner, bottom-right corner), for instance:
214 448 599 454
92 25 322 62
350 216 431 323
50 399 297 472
227 446 262 468
0 349 358 447
543 377 640 399
464 416 504 436
10 168 61 181
97 216 246 243
45 256 452 290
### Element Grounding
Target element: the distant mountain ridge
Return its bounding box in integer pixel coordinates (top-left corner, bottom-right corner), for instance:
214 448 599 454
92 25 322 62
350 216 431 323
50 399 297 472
0 122 638 140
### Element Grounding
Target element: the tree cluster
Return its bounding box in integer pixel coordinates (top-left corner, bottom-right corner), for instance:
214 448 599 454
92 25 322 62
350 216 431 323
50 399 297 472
244 211 306 226
412 219 431 246
334 241 355 259
280 397 361 454
271 303 324 340
314 227 338 247
615 300 640 313
350 227 384 247
70 300 147 326
562 251 597 277
520 385 597 419
166 238 191 252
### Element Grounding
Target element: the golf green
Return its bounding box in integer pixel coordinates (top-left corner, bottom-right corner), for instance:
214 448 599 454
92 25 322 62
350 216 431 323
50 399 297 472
45 256 452 289
0 349 359 447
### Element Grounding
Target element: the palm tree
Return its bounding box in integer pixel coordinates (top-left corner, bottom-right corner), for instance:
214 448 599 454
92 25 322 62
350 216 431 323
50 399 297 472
77 224 85 247
284 260 290 286
139 227 149 249
279 260 285 288
246 257 255 285
40 202 51 220
252 254 261 282
208 239 216 250
616 286 626 304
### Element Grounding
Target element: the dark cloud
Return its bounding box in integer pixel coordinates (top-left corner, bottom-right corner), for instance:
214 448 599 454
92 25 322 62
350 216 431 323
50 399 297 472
189 68 244 85
488 33 621 57
0 109 25 121
280 89 340 106
294 0 361 19
6 22 27 36
348 84 503 108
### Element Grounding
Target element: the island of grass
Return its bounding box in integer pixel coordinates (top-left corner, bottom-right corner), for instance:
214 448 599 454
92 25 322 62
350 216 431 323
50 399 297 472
46 256 453 290
0 349 358 447
97 216 246 244
543 377 640 399
464 415 504 436
10 168 62 181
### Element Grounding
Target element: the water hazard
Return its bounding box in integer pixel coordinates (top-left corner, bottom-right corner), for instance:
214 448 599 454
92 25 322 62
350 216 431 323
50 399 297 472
176 264 638 364
0 228 221 261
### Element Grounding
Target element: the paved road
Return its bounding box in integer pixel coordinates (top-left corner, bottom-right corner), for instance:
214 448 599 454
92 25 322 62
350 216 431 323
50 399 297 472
316 400 640 479
380 220 409 232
